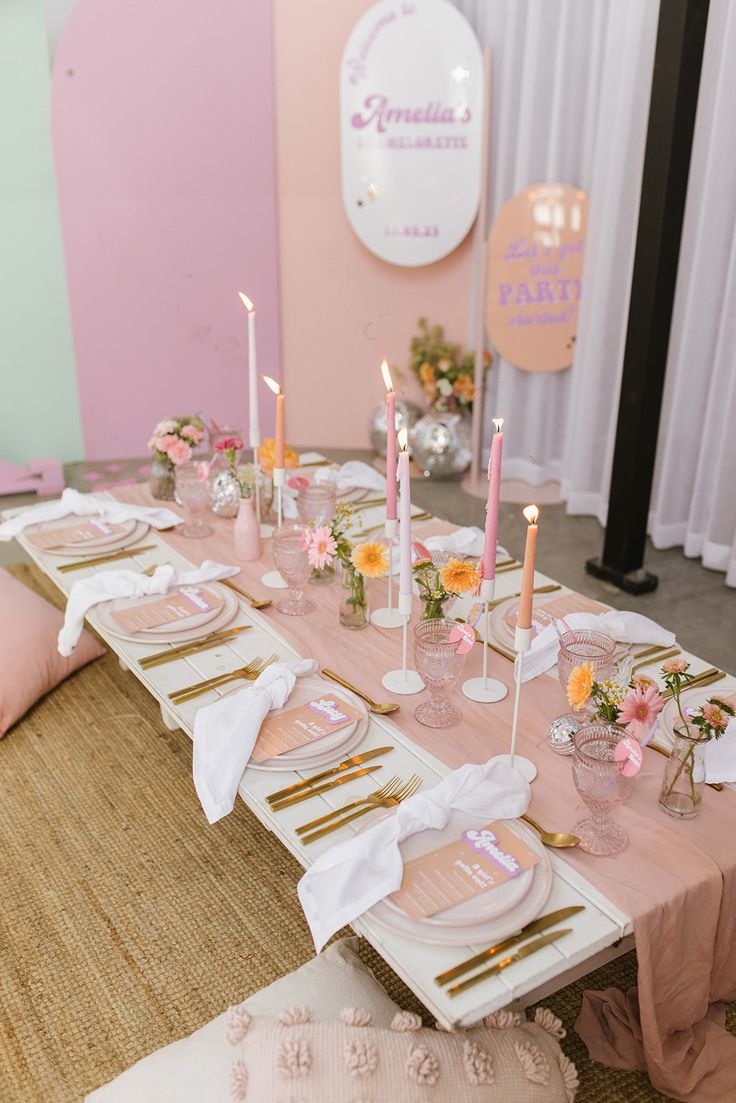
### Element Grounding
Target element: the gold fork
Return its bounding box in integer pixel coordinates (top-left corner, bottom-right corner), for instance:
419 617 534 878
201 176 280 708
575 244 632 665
299 774 423 844
662 668 722 700
168 654 278 703
295 776 403 834
631 648 680 675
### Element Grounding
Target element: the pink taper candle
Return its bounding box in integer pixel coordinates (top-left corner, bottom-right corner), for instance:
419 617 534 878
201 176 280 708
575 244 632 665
397 430 412 602
481 417 504 580
517 505 539 630
263 376 285 467
381 359 398 522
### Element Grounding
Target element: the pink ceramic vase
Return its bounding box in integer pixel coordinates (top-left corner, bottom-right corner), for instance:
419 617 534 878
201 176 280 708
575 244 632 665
233 495 261 561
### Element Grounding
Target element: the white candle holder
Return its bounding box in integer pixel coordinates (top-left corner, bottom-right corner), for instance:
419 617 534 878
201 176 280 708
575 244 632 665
462 577 509 704
381 592 424 694
490 623 537 781
370 519 403 630
261 466 288 589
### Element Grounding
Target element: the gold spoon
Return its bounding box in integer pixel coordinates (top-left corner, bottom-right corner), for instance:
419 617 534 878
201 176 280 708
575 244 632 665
321 668 399 715
521 813 580 848
222 579 272 610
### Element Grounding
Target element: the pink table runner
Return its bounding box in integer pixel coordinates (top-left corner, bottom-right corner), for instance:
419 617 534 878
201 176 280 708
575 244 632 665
115 484 736 1101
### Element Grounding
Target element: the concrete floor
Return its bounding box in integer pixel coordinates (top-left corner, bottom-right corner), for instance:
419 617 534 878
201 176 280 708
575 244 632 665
3 451 734 672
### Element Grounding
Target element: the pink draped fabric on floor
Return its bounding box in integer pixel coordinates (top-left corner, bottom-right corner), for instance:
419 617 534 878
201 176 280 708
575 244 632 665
115 483 736 1102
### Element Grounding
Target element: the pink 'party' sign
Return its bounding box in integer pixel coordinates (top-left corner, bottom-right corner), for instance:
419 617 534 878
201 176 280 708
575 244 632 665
486 184 588 372
340 0 483 267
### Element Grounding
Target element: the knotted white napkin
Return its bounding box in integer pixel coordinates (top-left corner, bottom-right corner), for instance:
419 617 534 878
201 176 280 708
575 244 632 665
313 460 386 495
423 526 487 558
0 487 182 541
704 718 736 784
298 759 530 952
58 560 238 656
193 658 318 823
515 610 676 683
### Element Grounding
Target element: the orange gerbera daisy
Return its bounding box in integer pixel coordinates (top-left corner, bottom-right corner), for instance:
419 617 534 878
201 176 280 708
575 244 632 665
352 541 389 578
258 437 299 474
567 662 595 711
440 557 479 594
419 362 436 385
453 373 476 402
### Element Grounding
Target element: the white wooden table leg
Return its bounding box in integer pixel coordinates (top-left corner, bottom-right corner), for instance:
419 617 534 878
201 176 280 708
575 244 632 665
160 703 181 732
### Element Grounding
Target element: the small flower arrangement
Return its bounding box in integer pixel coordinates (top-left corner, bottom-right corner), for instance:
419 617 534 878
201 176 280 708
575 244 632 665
412 552 480 620
661 659 734 740
408 317 490 415
258 437 299 475
148 416 206 467
213 435 247 497
566 662 665 742
300 502 389 628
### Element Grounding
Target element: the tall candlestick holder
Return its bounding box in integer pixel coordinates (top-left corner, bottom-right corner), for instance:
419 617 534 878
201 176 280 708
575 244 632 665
490 623 537 781
462 577 509 703
370 518 403 629
261 466 288 589
381 591 424 694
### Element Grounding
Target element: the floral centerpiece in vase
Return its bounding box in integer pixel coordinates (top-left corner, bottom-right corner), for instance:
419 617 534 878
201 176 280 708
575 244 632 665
657 660 734 818
301 502 389 629
147 416 206 500
412 550 479 620
566 662 666 740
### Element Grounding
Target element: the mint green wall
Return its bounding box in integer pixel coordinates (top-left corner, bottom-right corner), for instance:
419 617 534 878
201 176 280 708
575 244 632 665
0 0 83 465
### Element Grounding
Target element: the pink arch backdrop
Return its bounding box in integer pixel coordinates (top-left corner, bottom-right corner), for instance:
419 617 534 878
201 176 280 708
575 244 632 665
51 0 281 459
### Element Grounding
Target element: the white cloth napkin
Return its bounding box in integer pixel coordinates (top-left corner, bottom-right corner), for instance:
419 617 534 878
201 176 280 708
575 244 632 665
515 610 676 683
58 560 239 656
193 658 317 823
0 487 182 541
387 528 508 577
313 460 386 495
298 759 530 952
703 719 736 783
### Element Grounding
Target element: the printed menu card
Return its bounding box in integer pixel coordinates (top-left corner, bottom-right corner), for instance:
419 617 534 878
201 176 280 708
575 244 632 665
389 821 539 920
110 586 224 633
251 695 362 763
27 519 126 550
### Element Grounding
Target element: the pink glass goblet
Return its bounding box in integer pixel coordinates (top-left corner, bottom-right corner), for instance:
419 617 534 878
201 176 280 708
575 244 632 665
271 524 315 616
413 617 467 728
547 630 616 755
572 723 634 856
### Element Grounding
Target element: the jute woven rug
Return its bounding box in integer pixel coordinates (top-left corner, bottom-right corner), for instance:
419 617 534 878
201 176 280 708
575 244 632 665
3 564 730 1102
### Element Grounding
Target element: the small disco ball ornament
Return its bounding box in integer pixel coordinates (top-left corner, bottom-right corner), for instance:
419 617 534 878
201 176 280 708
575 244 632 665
409 412 472 478
369 399 422 457
210 468 240 518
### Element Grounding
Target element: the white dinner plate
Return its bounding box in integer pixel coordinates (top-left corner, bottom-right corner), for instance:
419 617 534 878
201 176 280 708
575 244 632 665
659 676 736 744
26 517 145 555
94 583 239 644
488 594 565 649
368 814 552 947
245 676 369 771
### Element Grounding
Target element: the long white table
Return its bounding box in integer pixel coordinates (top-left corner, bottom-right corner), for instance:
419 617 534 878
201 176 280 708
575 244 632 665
6 477 642 1030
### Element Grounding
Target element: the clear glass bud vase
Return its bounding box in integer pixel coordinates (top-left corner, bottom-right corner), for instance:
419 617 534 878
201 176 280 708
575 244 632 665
339 561 368 630
658 725 710 819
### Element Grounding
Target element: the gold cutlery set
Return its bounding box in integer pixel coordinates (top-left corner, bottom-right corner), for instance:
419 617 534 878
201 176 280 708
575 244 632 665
434 906 584 996
168 653 280 704
57 544 157 572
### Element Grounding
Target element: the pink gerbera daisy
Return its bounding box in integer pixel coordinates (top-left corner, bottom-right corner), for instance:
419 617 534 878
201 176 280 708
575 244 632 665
306 525 336 570
702 702 730 733
618 684 665 742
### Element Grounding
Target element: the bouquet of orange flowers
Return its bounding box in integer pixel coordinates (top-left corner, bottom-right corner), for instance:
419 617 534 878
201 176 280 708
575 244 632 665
409 317 490 415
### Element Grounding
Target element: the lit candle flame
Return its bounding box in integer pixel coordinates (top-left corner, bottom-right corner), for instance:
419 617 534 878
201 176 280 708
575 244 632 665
263 375 281 396
492 417 504 432
398 427 408 451
238 292 255 314
380 358 393 392
523 504 539 525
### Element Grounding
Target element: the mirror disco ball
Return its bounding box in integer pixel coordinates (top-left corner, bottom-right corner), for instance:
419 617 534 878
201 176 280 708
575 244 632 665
409 412 472 478
369 400 422 457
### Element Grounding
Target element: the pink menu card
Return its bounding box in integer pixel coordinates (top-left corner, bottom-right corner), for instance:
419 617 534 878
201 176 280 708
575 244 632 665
252 695 363 763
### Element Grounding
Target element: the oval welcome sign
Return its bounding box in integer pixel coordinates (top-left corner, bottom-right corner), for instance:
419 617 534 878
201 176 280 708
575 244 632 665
486 183 588 372
340 0 484 267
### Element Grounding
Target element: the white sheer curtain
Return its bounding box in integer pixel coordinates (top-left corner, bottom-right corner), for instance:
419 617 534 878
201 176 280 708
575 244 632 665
451 0 659 503
649 0 736 587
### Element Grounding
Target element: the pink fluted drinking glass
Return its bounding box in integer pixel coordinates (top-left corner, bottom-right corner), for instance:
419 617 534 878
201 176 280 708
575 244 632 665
271 524 315 616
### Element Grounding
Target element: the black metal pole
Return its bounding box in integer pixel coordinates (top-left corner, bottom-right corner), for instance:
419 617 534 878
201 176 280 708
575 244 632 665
586 0 709 595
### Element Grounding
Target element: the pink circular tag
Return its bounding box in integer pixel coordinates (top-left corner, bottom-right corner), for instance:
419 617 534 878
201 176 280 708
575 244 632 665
449 623 475 655
614 736 643 777
288 475 309 490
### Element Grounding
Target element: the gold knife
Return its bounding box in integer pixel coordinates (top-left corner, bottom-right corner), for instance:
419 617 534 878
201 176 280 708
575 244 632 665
662 668 721 700
487 583 561 610
57 544 157 572
448 928 573 997
139 625 252 668
270 765 383 811
435 907 584 986
266 747 394 804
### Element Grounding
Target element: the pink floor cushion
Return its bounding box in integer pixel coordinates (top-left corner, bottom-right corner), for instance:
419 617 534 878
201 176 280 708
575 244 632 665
0 568 105 736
